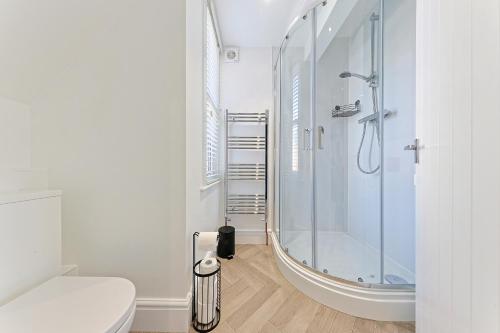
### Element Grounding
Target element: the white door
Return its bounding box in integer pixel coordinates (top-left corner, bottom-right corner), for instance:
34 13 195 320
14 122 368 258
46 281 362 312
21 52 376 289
416 0 500 332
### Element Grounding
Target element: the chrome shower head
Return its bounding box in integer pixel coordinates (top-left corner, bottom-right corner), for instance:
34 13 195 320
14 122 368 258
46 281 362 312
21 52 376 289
339 71 352 79
339 71 372 83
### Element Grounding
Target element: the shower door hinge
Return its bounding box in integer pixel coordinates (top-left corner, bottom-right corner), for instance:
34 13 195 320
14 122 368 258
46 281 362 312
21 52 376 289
404 138 420 164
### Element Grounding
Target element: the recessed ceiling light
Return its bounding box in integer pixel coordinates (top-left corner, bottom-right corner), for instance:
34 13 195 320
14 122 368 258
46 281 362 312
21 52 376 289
328 27 332 32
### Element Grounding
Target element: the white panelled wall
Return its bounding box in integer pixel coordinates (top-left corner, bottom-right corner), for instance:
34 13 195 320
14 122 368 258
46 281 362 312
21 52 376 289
221 48 274 244
416 0 500 332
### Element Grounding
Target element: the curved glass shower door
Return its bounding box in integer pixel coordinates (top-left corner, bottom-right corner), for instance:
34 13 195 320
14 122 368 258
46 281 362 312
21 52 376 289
279 12 314 267
314 0 382 283
275 0 416 288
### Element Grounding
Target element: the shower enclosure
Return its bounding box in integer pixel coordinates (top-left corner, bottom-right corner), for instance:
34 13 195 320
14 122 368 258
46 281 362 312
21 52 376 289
273 0 416 295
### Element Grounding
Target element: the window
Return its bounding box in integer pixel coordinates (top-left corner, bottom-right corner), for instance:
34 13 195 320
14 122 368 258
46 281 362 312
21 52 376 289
204 5 221 183
291 73 300 172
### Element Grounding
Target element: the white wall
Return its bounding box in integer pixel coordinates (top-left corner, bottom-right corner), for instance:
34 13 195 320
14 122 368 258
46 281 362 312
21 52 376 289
0 97 30 170
221 47 274 243
221 48 273 115
30 0 189 305
416 0 500 331
0 96 47 192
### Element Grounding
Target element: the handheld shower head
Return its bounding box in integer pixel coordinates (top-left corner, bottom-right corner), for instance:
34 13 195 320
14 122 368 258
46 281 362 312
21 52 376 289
339 72 352 79
339 71 372 82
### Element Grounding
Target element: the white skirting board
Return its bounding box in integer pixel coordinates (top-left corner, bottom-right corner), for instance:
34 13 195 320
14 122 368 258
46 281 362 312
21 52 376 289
131 294 191 333
235 229 269 244
270 233 415 322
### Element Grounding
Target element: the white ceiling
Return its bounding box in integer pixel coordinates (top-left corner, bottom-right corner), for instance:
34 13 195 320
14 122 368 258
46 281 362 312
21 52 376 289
213 0 309 48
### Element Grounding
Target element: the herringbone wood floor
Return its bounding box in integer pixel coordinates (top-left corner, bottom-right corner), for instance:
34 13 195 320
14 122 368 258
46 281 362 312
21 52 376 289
135 244 415 333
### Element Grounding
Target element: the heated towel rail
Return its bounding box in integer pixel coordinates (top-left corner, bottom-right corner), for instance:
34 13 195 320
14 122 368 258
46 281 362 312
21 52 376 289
224 110 269 245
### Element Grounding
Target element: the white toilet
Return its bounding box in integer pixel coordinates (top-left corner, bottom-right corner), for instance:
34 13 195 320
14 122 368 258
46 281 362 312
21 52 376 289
0 190 136 332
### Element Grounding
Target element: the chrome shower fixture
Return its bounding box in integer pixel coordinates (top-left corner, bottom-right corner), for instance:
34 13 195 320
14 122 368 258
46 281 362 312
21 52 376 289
339 71 377 87
337 12 381 175
339 71 371 82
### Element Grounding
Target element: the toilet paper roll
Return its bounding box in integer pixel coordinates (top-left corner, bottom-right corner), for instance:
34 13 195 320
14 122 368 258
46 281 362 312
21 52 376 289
196 272 218 325
200 256 218 275
205 250 217 259
197 275 218 304
198 232 218 253
197 300 215 324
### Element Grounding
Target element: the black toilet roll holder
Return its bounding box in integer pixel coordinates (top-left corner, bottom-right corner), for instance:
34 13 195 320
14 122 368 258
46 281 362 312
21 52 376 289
192 232 221 333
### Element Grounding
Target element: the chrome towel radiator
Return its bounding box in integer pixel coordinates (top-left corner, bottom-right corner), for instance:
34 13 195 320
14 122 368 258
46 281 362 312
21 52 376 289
224 110 269 245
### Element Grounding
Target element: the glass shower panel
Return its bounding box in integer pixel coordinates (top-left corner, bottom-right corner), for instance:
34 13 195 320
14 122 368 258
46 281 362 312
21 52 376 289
314 1 382 283
381 0 416 285
273 53 281 241
279 12 314 267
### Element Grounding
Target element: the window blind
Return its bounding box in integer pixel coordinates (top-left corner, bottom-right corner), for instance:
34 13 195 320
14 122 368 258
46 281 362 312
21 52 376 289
205 7 220 183
292 73 300 172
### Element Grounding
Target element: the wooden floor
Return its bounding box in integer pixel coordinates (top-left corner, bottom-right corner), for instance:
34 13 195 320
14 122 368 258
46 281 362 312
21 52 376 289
135 244 415 333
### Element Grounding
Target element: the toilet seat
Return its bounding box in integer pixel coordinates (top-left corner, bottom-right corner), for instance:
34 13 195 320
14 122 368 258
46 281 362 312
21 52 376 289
0 276 136 333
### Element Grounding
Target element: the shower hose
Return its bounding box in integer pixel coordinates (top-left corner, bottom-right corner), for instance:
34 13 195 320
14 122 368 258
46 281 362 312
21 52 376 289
357 86 380 175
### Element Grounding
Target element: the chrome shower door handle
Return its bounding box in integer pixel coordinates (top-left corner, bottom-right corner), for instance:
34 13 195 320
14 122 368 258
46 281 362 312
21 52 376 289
404 138 420 164
303 128 311 150
318 126 325 150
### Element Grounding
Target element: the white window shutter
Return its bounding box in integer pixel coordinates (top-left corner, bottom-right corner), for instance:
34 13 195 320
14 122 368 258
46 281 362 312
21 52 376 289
292 74 300 171
205 7 221 183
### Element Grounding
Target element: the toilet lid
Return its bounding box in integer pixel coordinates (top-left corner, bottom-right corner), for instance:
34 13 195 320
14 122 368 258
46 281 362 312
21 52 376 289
0 276 136 333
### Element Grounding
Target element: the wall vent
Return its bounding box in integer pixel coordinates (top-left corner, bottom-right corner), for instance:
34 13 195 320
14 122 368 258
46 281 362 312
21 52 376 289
223 47 240 63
